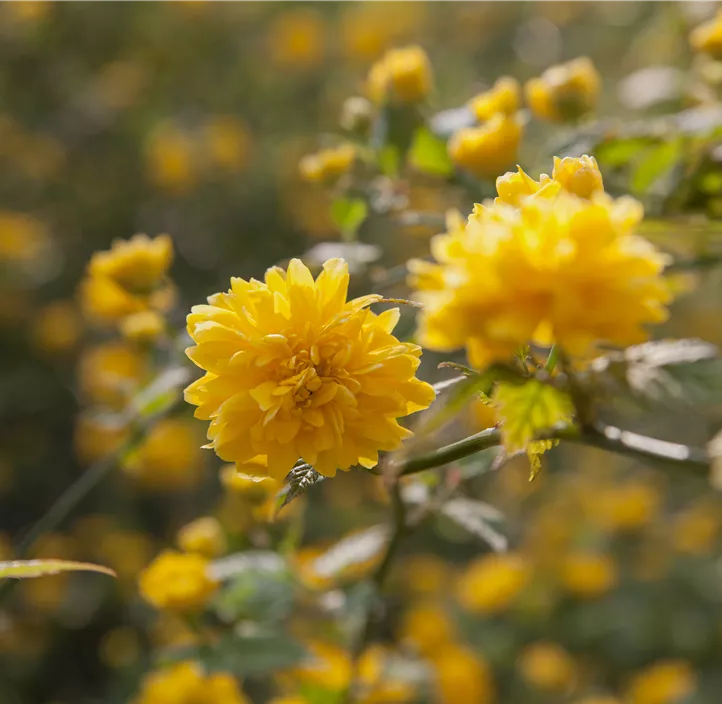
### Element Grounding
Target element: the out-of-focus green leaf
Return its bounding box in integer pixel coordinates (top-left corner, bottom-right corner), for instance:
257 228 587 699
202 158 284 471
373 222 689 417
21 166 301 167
131 367 190 418
0 560 116 580
596 136 656 168
330 197 368 239
630 138 684 196
276 463 324 512
408 126 454 177
205 632 307 676
378 144 401 178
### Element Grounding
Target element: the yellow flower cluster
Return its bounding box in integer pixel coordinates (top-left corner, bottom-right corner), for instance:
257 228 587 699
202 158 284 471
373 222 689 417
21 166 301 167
79 233 174 339
138 550 218 612
366 45 432 105
410 156 671 368
525 57 601 123
133 661 249 704
299 144 356 184
691 10 722 60
185 258 434 479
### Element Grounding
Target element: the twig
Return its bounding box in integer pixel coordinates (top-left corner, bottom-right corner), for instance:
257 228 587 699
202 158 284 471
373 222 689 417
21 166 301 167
344 481 407 703
395 422 709 477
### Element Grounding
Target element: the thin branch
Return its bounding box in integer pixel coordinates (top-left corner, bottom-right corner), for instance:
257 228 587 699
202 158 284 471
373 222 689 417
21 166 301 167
395 422 709 477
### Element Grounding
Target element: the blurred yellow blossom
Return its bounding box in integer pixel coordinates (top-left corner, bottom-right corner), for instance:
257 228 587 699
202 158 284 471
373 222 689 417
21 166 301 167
78 341 147 408
177 517 226 558
400 602 456 656
184 258 434 479
525 57 601 123
626 660 696 704
430 645 495 704
139 550 218 612
400 553 452 596
145 123 197 194
448 114 522 180
366 45 432 105
560 552 618 598
691 10 722 60
74 412 129 464
593 482 661 532
204 116 251 173
0 211 48 262
122 418 206 490
468 76 520 121
299 144 356 184
96 60 147 110
220 463 279 503
32 301 82 355
671 501 719 554
120 310 165 344
267 9 325 70
410 168 670 368
518 641 577 693
456 553 528 614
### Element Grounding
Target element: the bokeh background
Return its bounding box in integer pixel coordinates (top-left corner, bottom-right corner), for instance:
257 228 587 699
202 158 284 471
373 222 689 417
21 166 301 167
2 2 722 704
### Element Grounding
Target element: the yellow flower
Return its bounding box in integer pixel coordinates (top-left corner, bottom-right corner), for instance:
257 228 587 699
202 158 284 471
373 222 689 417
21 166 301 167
204 116 250 173
120 310 166 344
410 169 670 368
89 233 173 295
468 76 520 121
0 211 48 262
456 553 528 614
267 9 325 70
552 155 604 199
177 517 226 558
400 601 456 656
626 661 696 704
145 123 196 194
74 412 129 464
367 45 432 105
525 57 601 122
138 550 218 612
220 463 279 503
559 552 618 598
592 482 661 532
78 341 147 408
691 10 722 59
299 144 356 184
448 113 522 180
80 234 175 326
133 661 249 704
495 166 551 207
122 418 206 490
32 301 82 355
672 501 719 555
430 645 495 704
185 258 434 479
518 642 577 693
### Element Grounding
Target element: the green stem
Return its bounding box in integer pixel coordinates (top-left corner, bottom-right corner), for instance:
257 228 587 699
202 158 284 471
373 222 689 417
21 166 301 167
544 344 559 373
397 423 709 476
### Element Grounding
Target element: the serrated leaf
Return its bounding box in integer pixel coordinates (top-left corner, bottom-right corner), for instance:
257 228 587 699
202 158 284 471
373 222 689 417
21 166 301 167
310 525 389 580
330 197 368 239
441 498 507 553
408 126 454 177
205 631 307 676
0 560 116 580
276 463 324 512
493 379 574 478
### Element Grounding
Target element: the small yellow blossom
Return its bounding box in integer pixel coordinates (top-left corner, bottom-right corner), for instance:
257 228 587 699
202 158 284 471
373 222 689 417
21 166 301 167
468 76 520 121
456 553 528 614
138 550 218 612
120 310 165 344
220 463 279 503
299 144 356 184
672 501 719 555
430 645 495 704
448 113 522 180
367 45 432 105
518 641 577 692
525 57 601 123
145 123 196 194
552 155 604 199
0 211 48 262
410 165 670 368
204 116 250 173
122 418 206 490
267 9 325 69
177 517 226 558
560 552 618 598
133 661 249 704
592 482 661 532
626 660 696 704
691 10 722 60
184 258 435 480
32 301 82 354
78 341 147 408
400 602 456 656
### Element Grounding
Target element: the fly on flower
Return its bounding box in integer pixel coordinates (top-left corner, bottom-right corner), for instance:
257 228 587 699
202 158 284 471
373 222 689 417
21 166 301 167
184 258 435 480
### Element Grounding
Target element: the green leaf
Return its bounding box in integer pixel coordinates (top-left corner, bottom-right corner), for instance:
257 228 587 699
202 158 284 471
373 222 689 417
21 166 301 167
330 197 368 239
377 144 401 178
310 525 389 582
276 463 324 512
408 126 454 177
493 379 574 479
0 560 116 580
131 367 190 418
630 138 684 196
595 136 656 168
440 498 507 552
204 632 307 677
